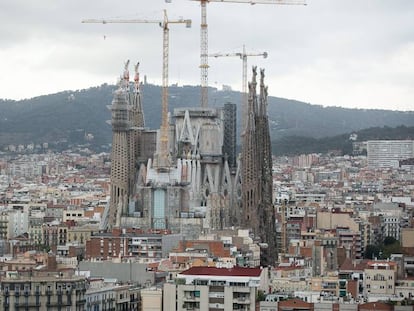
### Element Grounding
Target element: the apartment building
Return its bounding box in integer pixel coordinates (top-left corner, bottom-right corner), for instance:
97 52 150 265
0 273 87 311
367 140 414 168
164 266 267 311
0 210 29 240
364 260 397 300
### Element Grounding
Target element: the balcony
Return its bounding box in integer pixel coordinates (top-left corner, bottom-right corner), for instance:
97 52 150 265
76 299 86 305
209 303 225 309
233 296 250 304
209 292 225 299
47 301 72 307
183 302 200 310
16 302 41 307
233 286 251 293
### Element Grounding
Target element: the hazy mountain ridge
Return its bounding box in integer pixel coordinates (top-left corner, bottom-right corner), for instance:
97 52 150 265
0 84 413 151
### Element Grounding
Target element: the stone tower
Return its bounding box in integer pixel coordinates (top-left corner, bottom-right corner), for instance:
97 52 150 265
241 67 277 265
108 86 130 228
107 61 237 238
107 61 147 229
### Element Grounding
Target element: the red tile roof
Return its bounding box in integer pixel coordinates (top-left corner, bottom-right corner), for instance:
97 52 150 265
180 266 262 277
339 258 370 271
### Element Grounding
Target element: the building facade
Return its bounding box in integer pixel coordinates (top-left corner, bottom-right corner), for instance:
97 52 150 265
108 62 238 238
367 140 414 168
0 274 87 311
164 266 266 311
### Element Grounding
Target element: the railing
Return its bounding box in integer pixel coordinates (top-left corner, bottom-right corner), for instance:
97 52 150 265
233 286 250 293
233 297 250 304
184 295 199 301
208 292 225 298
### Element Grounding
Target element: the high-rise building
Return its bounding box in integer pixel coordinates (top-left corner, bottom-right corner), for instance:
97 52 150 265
367 140 414 168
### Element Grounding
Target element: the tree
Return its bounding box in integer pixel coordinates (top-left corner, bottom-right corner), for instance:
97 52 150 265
382 237 402 259
257 290 266 302
383 236 397 246
364 245 381 259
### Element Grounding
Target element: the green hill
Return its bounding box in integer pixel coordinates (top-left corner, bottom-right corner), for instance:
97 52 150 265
272 125 414 156
0 83 413 152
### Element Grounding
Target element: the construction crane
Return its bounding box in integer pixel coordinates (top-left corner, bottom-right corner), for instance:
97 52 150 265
209 45 267 134
170 0 306 108
82 11 191 168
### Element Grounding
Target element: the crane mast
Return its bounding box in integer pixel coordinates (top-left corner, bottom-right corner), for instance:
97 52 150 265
82 11 191 168
200 1 209 108
210 45 267 134
187 0 306 108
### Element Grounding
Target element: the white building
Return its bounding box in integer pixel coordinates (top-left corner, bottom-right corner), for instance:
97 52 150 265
0 209 29 239
164 266 267 311
367 140 414 168
84 279 140 311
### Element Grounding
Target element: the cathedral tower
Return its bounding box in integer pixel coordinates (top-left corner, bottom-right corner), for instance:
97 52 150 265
109 86 130 228
241 67 277 265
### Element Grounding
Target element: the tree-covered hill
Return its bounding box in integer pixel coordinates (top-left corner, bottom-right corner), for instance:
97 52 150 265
0 83 413 151
271 125 414 156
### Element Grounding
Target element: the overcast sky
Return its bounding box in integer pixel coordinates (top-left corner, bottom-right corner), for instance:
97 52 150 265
1 0 413 111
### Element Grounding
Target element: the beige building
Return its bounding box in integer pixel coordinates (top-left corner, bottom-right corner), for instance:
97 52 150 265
63 208 85 223
310 276 338 297
141 287 163 311
164 266 267 311
67 225 97 245
316 211 358 231
364 260 397 298
28 224 43 245
401 228 414 248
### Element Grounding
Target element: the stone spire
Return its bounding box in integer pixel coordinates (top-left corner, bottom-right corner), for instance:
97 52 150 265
241 66 277 266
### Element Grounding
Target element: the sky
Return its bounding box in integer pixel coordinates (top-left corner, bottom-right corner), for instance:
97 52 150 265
1 0 413 111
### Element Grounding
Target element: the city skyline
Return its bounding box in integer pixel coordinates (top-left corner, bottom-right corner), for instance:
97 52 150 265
1 0 413 111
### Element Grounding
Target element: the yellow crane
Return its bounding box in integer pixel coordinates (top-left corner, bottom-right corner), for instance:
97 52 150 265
167 0 306 108
209 45 268 134
82 11 191 168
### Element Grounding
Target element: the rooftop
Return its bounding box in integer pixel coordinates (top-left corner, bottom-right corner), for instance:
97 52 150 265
180 266 262 277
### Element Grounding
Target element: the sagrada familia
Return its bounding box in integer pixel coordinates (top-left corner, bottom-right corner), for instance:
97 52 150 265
105 61 277 265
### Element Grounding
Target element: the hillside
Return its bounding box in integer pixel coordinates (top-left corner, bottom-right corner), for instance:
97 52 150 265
0 83 413 150
272 125 414 156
